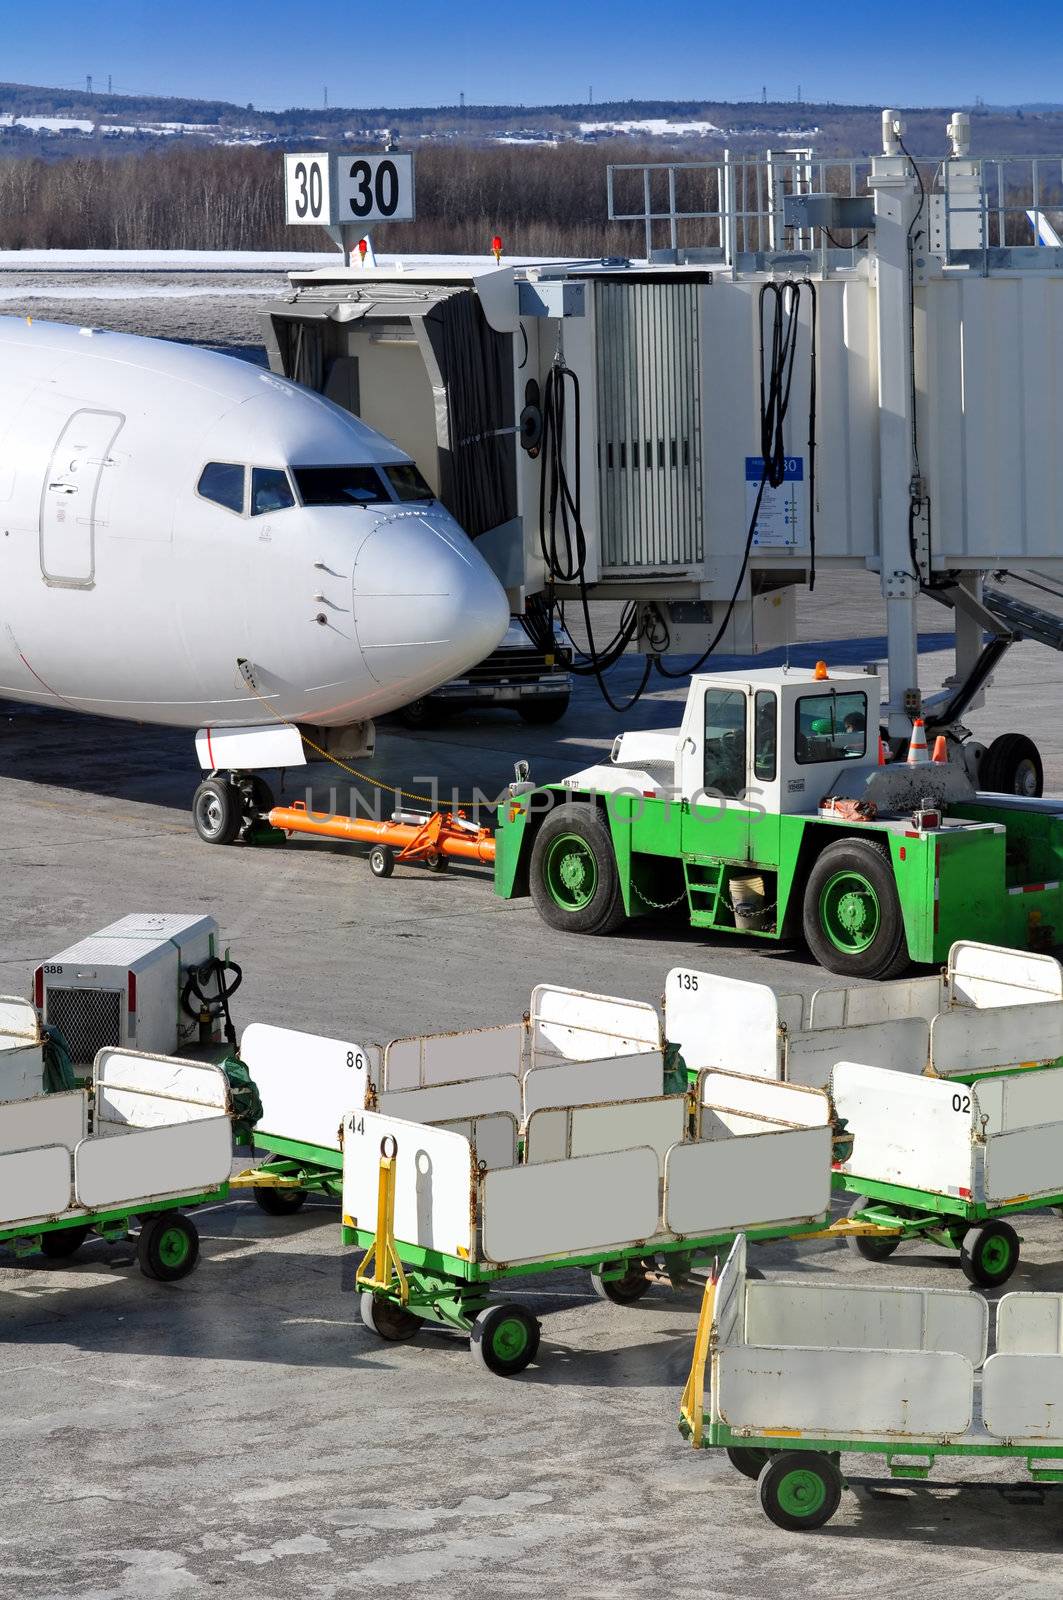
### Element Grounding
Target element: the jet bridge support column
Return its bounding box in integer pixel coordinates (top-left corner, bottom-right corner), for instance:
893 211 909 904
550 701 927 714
869 114 924 739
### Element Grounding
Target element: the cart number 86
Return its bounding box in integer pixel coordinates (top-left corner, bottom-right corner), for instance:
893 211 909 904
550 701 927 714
951 1092 971 1113
346 1051 365 1070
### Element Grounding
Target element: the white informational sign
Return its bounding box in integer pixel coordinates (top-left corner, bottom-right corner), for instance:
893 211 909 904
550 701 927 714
284 152 415 229
746 455 804 548
335 154 415 224
284 153 333 225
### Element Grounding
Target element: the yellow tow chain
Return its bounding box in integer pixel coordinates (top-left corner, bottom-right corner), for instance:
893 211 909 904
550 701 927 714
237 660 490 810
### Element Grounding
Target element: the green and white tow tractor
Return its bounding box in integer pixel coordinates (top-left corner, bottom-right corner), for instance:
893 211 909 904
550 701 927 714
494 662 1063 978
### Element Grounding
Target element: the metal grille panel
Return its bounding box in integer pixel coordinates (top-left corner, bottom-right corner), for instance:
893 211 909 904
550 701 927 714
45 988 122 1066
595 281 704 573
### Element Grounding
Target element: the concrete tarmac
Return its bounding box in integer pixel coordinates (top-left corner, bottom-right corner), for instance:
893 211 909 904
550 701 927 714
3 281 1063 1595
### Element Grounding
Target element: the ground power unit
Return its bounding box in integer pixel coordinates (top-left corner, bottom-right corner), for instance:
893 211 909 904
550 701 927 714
34 914 223 1067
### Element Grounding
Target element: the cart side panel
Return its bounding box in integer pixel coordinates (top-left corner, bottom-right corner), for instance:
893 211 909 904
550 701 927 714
433 1112 518 1170
984 1123 1063 1205
665 969 781 1079
809 974 945 1029
95 1050 231 1127
983 1352 1063 1440
524 1096 687 1167
480 1147 660 1265
342 1111 475 1258
664 1125 831 1237
948 941 1063 1007
716 1345 973 1438
997 1292 1063 1354
383 1023 525 1091
833 1062 974 1196
744 1282 988 1368
523 1053 662 1117
700 1071 831 1132
529 986 660 1065
378 1075 522 1126
74 1117 233 1210
240 1024 369 1149
785 1017 928 1088
0 997 40 1041
0 1144 72 1224
930 1000 1063 1077
976 1067 1063 1134
0 1091 87 1156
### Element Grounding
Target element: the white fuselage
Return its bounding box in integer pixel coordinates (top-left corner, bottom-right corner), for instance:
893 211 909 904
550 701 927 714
0 318 509 734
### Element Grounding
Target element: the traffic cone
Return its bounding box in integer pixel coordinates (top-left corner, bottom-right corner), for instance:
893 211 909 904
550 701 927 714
907 718 929 765
931 735 948 764
878 736 889 766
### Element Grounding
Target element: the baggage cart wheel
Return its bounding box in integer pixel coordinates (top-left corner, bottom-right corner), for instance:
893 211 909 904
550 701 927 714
137 1212 200 1282
589 1260 652 1304
358 1291 423 1342
726 1446 774 1480
369 845 395 879
529 803 627 936
40 1225 91 1260
253 1180 308 1216
758 1452 843 1532
470 1303 540 1376
845 1195 900 1262
960 1220 1020 1287
192 777 241 846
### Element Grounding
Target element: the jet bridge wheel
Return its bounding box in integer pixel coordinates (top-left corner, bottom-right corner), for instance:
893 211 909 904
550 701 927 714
978 734 1043 797
192 777 241 846
802 836 910 980
529 803 627 936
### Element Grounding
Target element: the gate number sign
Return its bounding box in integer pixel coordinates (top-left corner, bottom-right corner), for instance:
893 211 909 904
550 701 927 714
284 153 415 227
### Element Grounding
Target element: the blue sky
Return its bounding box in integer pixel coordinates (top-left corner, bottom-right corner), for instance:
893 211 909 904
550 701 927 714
2 0 1061 110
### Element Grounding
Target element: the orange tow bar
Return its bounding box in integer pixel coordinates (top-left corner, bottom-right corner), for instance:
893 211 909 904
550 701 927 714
266 802 496 868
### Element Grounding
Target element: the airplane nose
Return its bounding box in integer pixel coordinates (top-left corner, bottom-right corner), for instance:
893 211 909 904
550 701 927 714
351 511 510 695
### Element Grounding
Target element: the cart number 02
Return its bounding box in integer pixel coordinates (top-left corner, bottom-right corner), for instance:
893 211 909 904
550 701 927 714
951 1092 971 1113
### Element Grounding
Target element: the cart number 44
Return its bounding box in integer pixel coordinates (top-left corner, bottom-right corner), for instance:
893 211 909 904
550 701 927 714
952 1092 971 1113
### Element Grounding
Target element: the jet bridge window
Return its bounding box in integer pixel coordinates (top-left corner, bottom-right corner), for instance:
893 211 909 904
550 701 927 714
251 468 295 516
703 687 747 799
795 691 868 764
197 462 246 515
294 466 389 507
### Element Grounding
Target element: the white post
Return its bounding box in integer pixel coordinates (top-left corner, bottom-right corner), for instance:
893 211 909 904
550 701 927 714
868 111 923 737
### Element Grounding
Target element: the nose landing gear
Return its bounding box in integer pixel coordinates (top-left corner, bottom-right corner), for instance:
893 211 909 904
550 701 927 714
192 772 275 845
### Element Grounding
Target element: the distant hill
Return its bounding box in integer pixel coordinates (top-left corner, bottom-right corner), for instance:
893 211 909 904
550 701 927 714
1 79 1063 158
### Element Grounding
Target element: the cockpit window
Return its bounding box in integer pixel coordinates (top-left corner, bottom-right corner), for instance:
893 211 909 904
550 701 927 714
197 461 245 514
251 467 295 516
383 462 434 503
293 466 389 506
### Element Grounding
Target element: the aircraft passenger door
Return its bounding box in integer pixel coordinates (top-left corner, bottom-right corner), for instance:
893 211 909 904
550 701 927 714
40 409 124 588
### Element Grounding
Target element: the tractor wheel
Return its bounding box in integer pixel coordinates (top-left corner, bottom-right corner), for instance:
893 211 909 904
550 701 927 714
978 734 1043 797
529 803 627 936
518 695 570 726
192 778 241 846
802 836 910 980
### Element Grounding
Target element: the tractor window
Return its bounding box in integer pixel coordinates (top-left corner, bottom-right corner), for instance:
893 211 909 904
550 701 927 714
753 690 777 781
197 461 246 515
251 467 295 516
703 688 748 799
795 691 868 764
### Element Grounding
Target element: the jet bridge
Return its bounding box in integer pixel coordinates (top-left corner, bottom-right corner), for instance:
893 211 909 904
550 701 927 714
265 110 1063 777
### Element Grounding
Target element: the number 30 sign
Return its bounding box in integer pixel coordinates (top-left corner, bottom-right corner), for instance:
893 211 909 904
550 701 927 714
284 152 415 227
